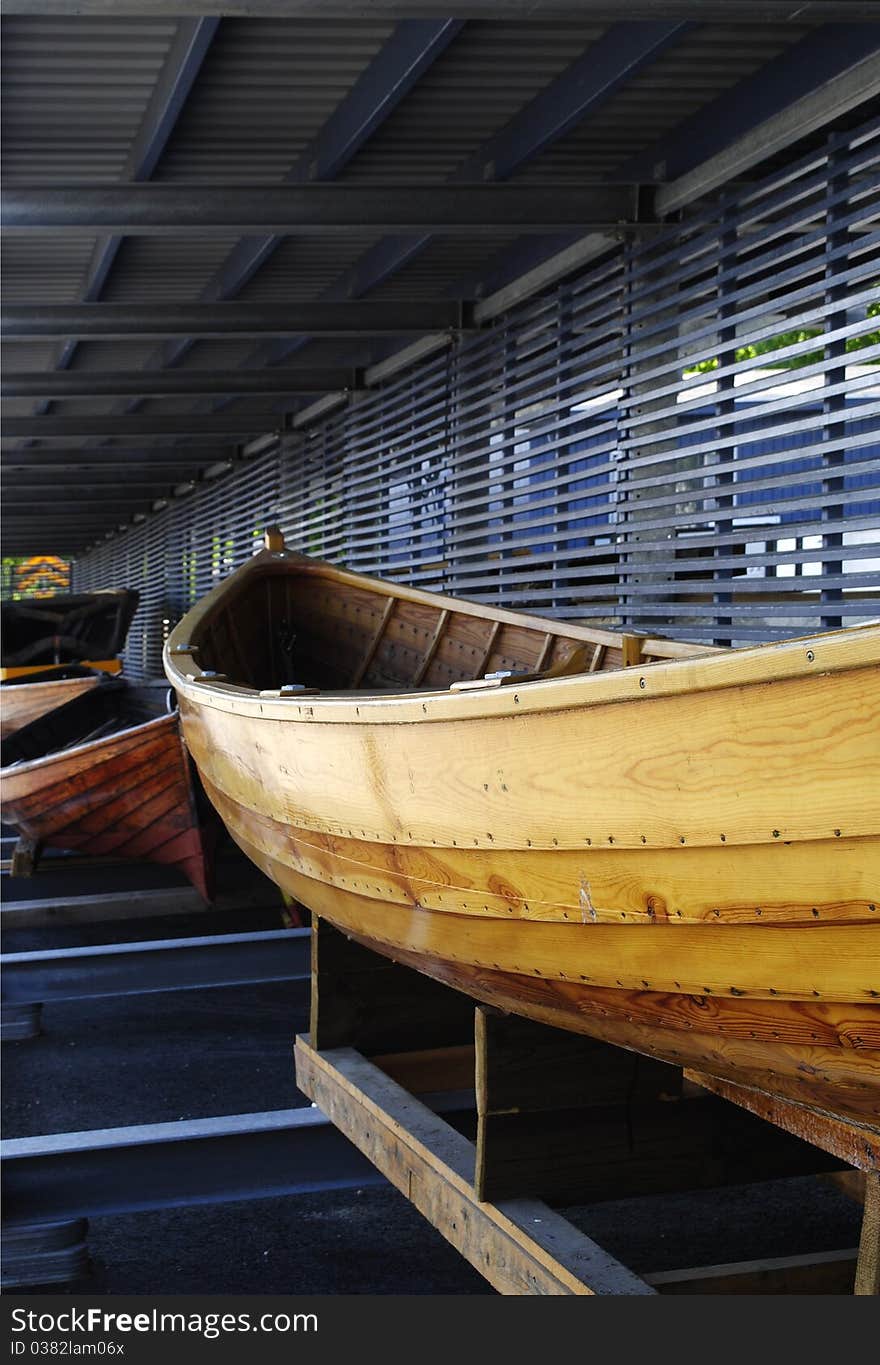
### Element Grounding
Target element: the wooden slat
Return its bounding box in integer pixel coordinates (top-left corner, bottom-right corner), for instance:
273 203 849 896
646 1249 858 1296
351 596 396 688
294 1037 654 1296
373 1044 476 1095
533 633 555 673
412 609 450 686
855 1172 880 1295
473 619 502 677
309 913 473 1055
685 1070 880 1170
621 634 645 668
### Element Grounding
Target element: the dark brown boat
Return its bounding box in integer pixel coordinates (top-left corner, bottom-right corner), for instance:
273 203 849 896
0 589 139 678
1 678 214 900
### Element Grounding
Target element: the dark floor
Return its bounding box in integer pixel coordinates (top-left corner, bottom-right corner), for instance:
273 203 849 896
1 850 864 1295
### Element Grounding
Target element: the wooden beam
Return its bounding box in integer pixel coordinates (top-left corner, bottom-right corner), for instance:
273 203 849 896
351 597 396 688
475 1007 678 1202
647 1248 858 1296
621 633 645 668
294 1037 654 1296
855 1172 880 1295
412 608 450 686
685 1070 880 1171
309 914 473 1054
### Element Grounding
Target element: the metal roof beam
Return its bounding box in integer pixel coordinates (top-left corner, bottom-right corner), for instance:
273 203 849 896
2 183 641 234
1 302 467 340
464 24 880 313
3 369 362 399
0 448 234 467
656 45 880 214
3 415 284 439
3 498 177 512
38 18 220 409
2 470 201 487
624 24 880 188
1 5 874 20
238 21 684 383
125 20 461 395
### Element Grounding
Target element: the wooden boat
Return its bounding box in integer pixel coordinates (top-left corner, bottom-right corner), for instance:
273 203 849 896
0 589 139 681
1 677 214 900
0 665 103 741
164 529 880 1134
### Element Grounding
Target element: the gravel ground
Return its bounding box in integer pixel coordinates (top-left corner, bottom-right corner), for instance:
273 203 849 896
2 854 863 1295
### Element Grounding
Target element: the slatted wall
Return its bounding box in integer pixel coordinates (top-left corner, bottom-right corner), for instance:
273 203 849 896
75 115 879 677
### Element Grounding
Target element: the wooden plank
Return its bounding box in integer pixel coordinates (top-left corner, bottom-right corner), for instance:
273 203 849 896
855 1171 880 1295
474 619 502 676
621 634 645 668
647 1248 858 1295
685 1070 880 1170
589 643 607 672
821 1170 867 1204
351 596 396 688
477 1008 678 1113
309 913 474 1055
474 1010 842 1203
294 1037 653 1296
533 633 555 672
412 609 449 687
373 1044 476 1095
475 1007 683 1201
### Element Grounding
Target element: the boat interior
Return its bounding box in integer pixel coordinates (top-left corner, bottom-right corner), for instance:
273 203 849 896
0 590 140 668
1 679 175 767
189 558 715 696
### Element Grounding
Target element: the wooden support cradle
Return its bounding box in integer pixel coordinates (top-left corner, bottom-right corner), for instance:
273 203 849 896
295 915 876 1295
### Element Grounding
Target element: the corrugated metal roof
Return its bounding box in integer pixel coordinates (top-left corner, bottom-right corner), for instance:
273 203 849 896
1 12 869 554
1 17 180 184
155 19 395 183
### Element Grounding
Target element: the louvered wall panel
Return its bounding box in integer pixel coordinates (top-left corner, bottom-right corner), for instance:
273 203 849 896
73 115 880 654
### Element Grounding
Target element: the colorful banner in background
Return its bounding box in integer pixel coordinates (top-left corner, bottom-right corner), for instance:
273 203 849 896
3 555 71 598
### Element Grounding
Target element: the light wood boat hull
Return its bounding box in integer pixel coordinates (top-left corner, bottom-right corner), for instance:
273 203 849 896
165 543 880 1134
2 711 214 901
1 673 101 740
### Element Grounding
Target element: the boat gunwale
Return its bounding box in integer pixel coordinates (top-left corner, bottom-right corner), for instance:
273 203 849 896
164 549 880 725
0 709 179 780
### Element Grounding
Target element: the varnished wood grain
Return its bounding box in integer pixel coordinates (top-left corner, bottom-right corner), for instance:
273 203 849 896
0 675 100 739
1 713 213 901
165 541 880 1129
190 792 879 928
681 1072 880 1170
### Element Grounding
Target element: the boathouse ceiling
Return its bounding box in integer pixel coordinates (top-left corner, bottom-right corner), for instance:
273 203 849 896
2 4 879 557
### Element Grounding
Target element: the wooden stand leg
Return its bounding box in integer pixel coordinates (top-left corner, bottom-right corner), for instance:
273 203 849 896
10 835 42 878
309 914 474 1059
855 1173 880 1296
476 1010 845 1205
